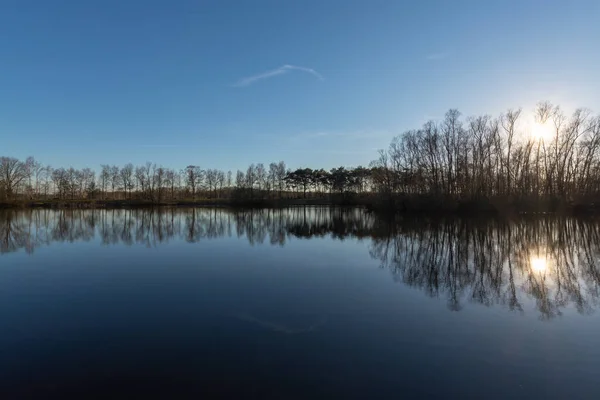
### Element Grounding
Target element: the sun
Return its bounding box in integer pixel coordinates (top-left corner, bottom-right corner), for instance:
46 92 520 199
532 121 553 141
530 256 547 273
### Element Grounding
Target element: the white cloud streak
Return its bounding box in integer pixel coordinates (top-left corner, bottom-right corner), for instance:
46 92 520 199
288 129 390 141
138 144 186 148
233 64 324 87
426 52 449 61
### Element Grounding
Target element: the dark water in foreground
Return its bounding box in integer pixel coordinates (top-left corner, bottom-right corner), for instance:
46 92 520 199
1 207 600 399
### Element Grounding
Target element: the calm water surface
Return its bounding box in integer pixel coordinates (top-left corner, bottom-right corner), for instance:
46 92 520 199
1 207 599 398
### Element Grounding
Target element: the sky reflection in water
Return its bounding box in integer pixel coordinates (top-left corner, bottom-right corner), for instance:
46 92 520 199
1 208 600 398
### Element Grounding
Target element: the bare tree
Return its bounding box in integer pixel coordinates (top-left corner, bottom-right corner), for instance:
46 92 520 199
42 166 53 198
0 157 27 200
109 166 121 199
165 169 177 200
185 165 203 200
73 168 85 199
235 170 245 188
135 165 147 198
227 170 232 189
32 159 46 197
120 163 134 199
246 164 257 198
276 161 286 198
205 169 217 198
216 170 225 199
501 108 522 195
51 168 68 199
154 167 165 203
256 163 266 193
268 163 277 198
24 156 36 199
100 165 110 200
81 168 96 198
144 162 156 201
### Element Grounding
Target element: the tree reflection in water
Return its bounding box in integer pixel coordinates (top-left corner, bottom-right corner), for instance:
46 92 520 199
2 208 600 319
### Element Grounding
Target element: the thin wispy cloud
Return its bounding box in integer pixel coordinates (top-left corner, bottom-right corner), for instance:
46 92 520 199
427 52 449 61
131 143 196 149
288 129 390 141
233 64 324 87
137 144 186 148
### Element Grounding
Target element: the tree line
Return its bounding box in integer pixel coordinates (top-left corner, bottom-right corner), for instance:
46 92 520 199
2 101 600 208
0 157 373 203
370 102 600 204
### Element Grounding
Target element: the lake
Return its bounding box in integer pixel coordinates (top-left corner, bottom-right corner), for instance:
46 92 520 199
1 207 599 398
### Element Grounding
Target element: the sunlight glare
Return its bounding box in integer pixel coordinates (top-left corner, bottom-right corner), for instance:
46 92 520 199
530 256 547 273
532 121 553 141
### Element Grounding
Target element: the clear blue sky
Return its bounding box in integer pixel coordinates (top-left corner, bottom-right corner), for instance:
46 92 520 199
2 0 599 172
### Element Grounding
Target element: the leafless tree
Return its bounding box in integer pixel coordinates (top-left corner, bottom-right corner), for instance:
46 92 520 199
236 170 245 188
0 157 27 200
165 169 177 200
120 163 134 199
185 165 203 200
216 170 225 198
23 156 36 198
275 161 286 198
205 169 217 199
109 165 121 199
268 163 278 198
501 108 522 195
51 168 68 199
154 167 165 202
256 163 266 193
135 166 147 198
100 165 110 200
32 159 46 197
246 164 257 198
81 168 96 198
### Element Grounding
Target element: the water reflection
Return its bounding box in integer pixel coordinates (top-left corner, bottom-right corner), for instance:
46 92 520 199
371 217 600 319
530 256 547 273
2 208 600 319
0 208 375 254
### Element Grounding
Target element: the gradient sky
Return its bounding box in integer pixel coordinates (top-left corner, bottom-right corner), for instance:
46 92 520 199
2 0 599 172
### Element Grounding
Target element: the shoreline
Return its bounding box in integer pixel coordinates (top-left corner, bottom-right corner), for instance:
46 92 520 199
1 196 600 217
0 198 359 210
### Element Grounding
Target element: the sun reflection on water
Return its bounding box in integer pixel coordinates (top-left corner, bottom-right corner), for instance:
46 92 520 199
530 256 547 273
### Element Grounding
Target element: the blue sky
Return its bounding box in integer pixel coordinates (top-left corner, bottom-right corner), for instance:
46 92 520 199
1 0 599 172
